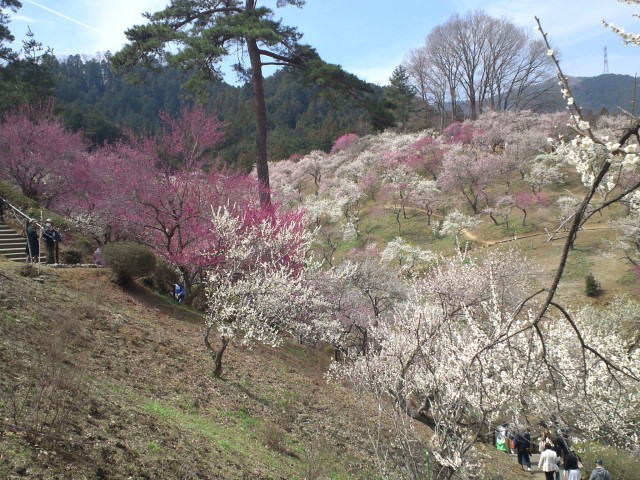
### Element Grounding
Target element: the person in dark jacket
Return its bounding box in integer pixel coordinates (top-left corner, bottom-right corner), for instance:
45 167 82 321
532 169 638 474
514 428 532 471
551 436 566 480
42 218 55 264
53 226 62 264
564 450 582 480
25 219 39 263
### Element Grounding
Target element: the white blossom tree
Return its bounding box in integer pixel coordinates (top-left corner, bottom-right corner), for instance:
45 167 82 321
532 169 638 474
203 206 322 377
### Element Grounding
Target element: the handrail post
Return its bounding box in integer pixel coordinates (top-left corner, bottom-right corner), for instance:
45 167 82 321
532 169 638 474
0 195 41 228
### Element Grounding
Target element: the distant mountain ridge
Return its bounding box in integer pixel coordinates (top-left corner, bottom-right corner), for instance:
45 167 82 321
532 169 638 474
557 73 638 114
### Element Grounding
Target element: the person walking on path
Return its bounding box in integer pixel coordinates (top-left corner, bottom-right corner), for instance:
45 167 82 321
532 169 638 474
25 219 39 263
564 450 582 480
551 436 565 480
514 429 532 472
538 426 552 453
588 459 611 480
538 444 559 480
495 423 509 452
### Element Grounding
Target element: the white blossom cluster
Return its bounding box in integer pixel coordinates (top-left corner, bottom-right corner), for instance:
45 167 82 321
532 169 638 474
603 0 640 46
380 237 436 274
332 248 640 472
438 210 480 237
331 249 539 473
537 296 640 446
204 207 324 349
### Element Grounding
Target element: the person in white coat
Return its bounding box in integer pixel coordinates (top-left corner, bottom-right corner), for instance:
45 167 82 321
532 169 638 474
538 444 559 480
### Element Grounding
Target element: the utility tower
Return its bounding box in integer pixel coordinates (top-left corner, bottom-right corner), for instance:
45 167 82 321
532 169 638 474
604 46 609 74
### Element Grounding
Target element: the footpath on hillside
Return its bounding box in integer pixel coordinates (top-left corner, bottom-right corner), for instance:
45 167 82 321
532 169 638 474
461 224 612 247
507 451 549 480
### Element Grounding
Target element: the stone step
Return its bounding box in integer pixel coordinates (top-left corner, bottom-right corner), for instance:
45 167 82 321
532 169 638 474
0 244 27 253
0 239 25 246
0 220 45 262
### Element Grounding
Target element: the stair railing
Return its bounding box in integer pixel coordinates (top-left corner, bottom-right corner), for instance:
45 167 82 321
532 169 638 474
0 195 43 263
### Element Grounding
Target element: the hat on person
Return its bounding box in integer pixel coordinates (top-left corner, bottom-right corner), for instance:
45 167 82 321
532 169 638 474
46 218 52 222
595 459 603 465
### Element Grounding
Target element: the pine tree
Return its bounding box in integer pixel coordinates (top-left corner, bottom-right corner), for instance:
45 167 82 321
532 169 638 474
387 65 416 131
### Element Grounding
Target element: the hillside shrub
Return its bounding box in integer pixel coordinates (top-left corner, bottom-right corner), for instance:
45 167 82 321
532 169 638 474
62 249 83 265
73 236 95 257
575 443 640 480
102 241 156 286
585 273 600 297
0 181 39 212
141 260 179 295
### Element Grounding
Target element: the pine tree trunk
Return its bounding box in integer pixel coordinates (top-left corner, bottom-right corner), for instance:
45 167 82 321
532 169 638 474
246 35 271 207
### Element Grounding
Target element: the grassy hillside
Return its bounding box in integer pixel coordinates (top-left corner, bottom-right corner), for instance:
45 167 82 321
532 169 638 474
0 258 536 479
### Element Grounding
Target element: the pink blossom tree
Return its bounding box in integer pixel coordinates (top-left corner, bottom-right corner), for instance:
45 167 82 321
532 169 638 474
437 147 494 214
513 191 547 226
115 107 251 304
442 121 476 145
62 106 244 304
0 103 87 207
409 135 445 180
330 133 359 154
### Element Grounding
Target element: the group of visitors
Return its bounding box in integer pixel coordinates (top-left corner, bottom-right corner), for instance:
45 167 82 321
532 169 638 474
497 424 612 479
24 218 62 264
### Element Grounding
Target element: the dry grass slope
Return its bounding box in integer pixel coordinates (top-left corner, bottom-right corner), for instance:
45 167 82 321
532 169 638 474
0 257 537 479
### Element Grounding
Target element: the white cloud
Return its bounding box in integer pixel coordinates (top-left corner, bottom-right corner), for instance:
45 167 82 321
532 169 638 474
88 1 167 53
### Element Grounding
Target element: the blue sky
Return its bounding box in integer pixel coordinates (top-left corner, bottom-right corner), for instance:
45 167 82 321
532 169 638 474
7 0 640 85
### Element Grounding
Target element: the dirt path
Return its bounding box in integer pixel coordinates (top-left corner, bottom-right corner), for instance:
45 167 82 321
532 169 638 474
380 203 611 248
460 224 612 247
510 452 549 480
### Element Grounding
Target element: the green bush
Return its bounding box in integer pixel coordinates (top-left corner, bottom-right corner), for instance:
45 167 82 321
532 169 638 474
101 242 157 286
62 249 83 265
0 181 38 211
141 259 180 295
585 273 600 297
73 236 95 257
575 443 640 480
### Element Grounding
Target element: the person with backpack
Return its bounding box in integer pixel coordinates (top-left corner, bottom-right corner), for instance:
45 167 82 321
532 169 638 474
513 428 532 472
588 459 611 480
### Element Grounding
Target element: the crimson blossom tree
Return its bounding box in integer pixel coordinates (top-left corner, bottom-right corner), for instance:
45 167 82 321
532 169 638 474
61 105 251 304
114 106 252 304
0 102 86 207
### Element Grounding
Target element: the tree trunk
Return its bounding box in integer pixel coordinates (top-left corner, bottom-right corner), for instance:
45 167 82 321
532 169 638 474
246 36 271 207
204 324 229 378
213 336 229 378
